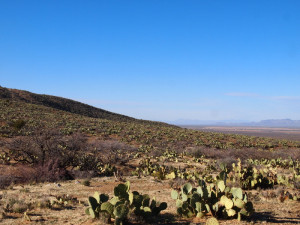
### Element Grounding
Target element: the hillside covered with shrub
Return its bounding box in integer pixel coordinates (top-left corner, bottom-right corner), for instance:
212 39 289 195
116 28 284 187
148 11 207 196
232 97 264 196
0 87 300 224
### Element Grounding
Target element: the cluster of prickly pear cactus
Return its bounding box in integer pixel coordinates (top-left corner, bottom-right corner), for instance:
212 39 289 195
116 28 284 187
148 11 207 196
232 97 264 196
133 158 178 180
231 160 274 190
132 191 167 219
240 166 273 189
171 180 254 221
97 163 116 176
133 158 203 181
85 181 167 224
133 158 159 177
231 158 300 189
247 157 299 170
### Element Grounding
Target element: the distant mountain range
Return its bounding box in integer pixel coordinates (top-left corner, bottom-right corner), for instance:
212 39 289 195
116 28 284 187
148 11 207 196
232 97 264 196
171 119 300 128
251 119 300 128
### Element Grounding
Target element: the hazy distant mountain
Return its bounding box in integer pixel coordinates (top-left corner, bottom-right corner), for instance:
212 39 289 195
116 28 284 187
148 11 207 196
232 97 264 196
171 118 300 128
252 119 300 128
170 119 250 126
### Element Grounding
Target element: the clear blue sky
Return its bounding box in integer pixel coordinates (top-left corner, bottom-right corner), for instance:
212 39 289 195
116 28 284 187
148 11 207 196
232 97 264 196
1 1 299 122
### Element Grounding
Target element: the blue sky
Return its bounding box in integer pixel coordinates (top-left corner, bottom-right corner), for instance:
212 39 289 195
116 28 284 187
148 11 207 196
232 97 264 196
0 1 299 122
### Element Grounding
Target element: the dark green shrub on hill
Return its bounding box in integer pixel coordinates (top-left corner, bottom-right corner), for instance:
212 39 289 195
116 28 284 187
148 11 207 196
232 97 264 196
9 119 26 130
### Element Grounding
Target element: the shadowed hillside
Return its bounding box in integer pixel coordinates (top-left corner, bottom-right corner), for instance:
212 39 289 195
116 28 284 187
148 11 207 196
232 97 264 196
0 86 171 126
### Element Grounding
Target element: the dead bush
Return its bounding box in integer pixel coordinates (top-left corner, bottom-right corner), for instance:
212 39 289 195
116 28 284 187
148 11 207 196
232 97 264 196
89 139 137 165
6 129 63 165
34 159 72 182
68 170 97 179
0 164 38 189
185 146 226 159
0 175 15 189
186 146 300 162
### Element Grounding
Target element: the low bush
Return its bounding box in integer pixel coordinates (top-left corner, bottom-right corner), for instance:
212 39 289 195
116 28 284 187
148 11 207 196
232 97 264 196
0 175 14 189
9 119 26 130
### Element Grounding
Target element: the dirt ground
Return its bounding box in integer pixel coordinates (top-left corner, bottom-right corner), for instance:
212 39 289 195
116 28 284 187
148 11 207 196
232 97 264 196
0 176 299 225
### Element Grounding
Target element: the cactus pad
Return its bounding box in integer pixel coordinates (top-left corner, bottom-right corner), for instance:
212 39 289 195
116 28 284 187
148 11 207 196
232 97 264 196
171 190 179 200
182 183 193 194
206 217 219 225
114 204 129 220
101 202 114 216
217 180 225 192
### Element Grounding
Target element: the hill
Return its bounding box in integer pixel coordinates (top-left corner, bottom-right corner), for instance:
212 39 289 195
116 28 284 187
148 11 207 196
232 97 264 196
0 86 299 152
0 86 168 125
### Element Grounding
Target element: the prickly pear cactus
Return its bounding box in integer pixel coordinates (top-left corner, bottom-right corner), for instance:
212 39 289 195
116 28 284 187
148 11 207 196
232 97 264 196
172 180 254 221
85 181 167 223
